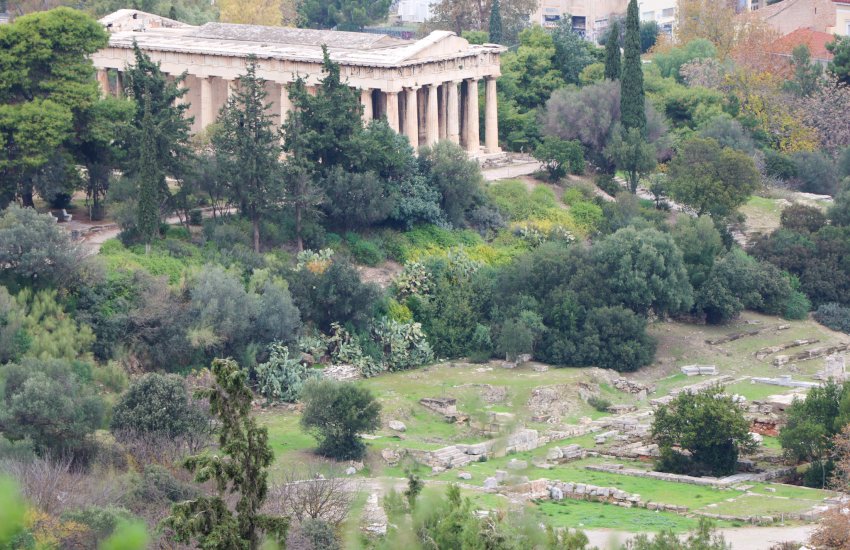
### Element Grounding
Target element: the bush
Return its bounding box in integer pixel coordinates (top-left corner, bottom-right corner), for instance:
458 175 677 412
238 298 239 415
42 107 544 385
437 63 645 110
419 141 485 226
595 173 622 196
579 306 656 372
587 395 611 412
344 233 385 266
764 150 798 181
110 373 209 440
300 379 381 460
124 465 200 513
803 460 835 489
189 209 203 225
533 136 585 181
780 204 827 233
792 151 839 195
814 303 850 333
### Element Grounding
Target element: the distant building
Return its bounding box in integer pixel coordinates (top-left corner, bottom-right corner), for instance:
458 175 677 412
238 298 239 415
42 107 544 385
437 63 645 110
396 0 434 24
769 27 835 69
532 0 628 42
747 0 848 36
637 0 676 36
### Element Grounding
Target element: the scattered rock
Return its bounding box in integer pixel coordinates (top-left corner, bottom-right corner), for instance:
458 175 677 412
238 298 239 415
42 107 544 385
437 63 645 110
381 448 401 465
345 467 357 475
484 476 499 490
507 459 528 471
458 472 473 480
388 420 407 432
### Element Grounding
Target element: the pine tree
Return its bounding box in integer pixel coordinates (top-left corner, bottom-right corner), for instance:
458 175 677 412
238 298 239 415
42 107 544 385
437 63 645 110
604 20 621 80
136 95 161 254
214 57 282 253
620 0 646 134
488 0 502 44
164 358 288 549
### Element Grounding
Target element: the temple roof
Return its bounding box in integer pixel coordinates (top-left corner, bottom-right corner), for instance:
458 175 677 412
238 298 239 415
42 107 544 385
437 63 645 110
99 10 504 68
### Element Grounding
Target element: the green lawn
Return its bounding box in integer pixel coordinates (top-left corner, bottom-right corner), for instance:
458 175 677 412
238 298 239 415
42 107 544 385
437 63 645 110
538 499 719 532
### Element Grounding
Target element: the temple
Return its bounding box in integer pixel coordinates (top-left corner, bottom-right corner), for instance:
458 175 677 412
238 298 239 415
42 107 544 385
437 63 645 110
91 10 505 155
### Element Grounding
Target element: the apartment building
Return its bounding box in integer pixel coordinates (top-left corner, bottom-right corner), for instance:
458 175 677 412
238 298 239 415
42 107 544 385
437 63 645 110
532 0 628 41
637 0 677 35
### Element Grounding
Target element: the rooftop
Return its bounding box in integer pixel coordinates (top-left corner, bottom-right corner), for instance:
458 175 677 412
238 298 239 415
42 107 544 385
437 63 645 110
99 10 504 68
769 27 836 62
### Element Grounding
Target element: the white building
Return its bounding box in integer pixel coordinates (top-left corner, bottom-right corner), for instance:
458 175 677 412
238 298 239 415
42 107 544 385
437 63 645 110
532 0 628 42
396 0 434 24
637 0 676 35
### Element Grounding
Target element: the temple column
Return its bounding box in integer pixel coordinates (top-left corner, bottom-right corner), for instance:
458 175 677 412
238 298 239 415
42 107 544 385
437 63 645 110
404 86 420 149
361 88 373 123
227 78 237 100
426 83 439 146
485 77 500 154
279 83 292 128
385 91 400 133
96 69 109 97
464 78 479 153
115 71 124 98
439 84 448 140
200 76 213 130
447 81 460 145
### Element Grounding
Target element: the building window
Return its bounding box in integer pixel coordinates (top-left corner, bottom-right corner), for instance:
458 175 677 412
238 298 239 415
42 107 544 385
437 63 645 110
662 8 674 18
642 11 655 20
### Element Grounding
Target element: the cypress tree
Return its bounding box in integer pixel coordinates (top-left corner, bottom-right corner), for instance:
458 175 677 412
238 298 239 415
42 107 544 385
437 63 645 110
136 94 161 254
489 0 503 44
620 0 646 134
604 20 621 80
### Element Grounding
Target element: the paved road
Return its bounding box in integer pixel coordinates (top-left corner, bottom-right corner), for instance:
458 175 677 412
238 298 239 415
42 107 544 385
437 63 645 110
482 160 542 181
584 525 815 550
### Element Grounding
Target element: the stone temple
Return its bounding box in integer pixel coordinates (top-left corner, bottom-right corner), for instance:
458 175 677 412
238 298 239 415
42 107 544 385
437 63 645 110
92 10 505 155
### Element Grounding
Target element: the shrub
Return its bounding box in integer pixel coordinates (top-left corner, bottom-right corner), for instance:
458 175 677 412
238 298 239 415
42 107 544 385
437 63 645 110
791 151 839 195
533 136 585 181
300 379 381 460
595 173 622 196
587 396 611 412
373 318 434 371
764 150 798 181
255 342 321 403
814 303 850 333
110 373 209 440
780 204 827 233
189 209 203 225
469 324 494 363
344 233 385 266
578 306 656 372
419 141 485 227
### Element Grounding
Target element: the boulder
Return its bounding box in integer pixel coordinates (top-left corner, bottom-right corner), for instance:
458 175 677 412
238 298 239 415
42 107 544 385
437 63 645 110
457 472 473 480
507 459 528 471
484 477 499 490
495 470 508 482
381 448 401 465
550 486 564 500
345 467 357 475
388 420 407 432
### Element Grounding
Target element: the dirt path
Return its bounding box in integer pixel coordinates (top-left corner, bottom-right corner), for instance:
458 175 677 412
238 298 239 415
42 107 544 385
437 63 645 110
584 525 814 550
482 160 542 181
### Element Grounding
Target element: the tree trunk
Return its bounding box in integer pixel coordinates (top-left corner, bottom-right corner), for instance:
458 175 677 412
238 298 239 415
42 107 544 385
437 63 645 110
21 189 34 208
253 216 260 254
295 205 303 252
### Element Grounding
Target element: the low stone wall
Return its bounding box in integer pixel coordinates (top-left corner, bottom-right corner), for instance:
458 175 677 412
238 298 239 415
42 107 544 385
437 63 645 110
585 463 796 487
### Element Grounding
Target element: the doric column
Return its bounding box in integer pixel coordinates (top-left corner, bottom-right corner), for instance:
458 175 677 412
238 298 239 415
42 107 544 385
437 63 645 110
404 86 420 149
464 78 480 153
447 81 460 145
96 69 109 97
426 83 439 146
361 88 373 124
115 71 124 98
227 78 237 100
485 77 500 154
439 84 448 140
385 91 400 133
200 76 213 130
279 83 292 127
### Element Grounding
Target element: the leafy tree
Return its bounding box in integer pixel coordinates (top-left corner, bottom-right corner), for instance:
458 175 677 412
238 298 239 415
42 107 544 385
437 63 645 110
533 136 585 181
0 8 108 207
0 205 81 290
604 125 657 194
579 306 656 372
429 0 536 47
110 373 209 440
488 0 502 44
667 137 760 219
297 0 391 30
830 183 850 226
652 386 755 476
0 358 106 462
620 0 646 134
639 20 659 54
283 159 323 252
784 45 825 97
164 358 288 549
419 141 484 227
604 20 621 80
827 35 850 85
551 18 596 85
321 167 392 230
214 58 282 253
671 215 725 289
579 227 693 316
653 39 717 82
121 43 193 185
13 288 95 361
300 378 381 460
288 258 380 332
135 95 163 253
696 116 755 154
